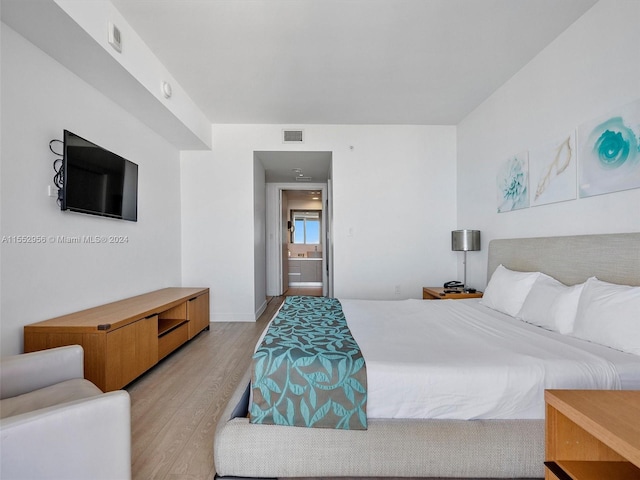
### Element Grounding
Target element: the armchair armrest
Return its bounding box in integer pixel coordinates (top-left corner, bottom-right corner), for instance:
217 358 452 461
0 345 84 399
0 390 131 480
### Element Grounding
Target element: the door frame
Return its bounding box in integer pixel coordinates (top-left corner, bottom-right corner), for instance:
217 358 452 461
266 182 331 297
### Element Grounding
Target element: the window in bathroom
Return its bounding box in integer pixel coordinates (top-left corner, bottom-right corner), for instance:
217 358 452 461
292 210 321 244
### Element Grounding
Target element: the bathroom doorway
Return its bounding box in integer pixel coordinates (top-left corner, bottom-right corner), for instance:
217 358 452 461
265 183 330 297
284 191 324 296
258 151 332 298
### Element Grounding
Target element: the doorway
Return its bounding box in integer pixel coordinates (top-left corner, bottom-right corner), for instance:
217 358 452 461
284 192 324 296
258 151 332 299
265 182 330 297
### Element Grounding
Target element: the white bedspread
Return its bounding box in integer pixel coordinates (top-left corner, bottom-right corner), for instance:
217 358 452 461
342 298 629 420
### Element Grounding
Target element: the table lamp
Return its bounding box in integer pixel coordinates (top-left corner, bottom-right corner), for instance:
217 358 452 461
451 230 481 292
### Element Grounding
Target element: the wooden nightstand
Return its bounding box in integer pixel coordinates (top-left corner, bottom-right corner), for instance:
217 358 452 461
545 389 640 480
422 287 483 300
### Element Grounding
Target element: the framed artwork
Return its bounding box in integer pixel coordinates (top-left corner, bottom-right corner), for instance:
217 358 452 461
529 131 577 207
578 99 640 198
497 151 529 213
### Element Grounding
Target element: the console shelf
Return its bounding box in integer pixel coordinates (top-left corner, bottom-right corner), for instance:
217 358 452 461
24 287 209 391
545 390 640 480
158 318 189 337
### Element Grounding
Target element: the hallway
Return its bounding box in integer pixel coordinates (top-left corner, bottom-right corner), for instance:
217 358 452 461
284 286 323 297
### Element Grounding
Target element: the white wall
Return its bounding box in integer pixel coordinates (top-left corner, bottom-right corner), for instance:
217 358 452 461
457 0 640 290
0 25 183 355
253 158 267 317
181 124 457 321
54 0 212 149
332 126 457 299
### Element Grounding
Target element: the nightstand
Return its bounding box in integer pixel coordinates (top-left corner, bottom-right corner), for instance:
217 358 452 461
422 287 483 300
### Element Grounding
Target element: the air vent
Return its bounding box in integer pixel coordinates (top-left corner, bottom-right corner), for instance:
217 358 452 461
108 22 122 53
283 129 304 143
295 176 312 182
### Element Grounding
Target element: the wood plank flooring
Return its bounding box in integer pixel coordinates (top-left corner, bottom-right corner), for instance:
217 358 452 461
127 289 322 479
284 286 323 296
126 295 281 479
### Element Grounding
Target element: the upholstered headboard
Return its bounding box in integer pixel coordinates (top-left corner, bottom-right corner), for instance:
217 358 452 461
487 232 640 286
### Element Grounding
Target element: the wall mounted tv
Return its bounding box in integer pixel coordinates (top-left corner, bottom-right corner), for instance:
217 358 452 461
61 130 138 222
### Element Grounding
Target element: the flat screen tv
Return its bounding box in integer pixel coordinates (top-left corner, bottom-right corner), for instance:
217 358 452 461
61 130 138 221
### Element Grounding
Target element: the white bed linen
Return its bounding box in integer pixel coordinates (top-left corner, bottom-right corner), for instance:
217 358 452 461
341 298 638 420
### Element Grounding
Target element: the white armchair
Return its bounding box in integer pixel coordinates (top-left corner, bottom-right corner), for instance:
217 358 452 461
1 345 131 480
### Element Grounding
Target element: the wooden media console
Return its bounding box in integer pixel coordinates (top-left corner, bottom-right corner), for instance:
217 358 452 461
24 287 209 391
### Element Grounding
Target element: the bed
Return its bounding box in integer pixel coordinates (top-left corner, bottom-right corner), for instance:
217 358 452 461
214 232 640 479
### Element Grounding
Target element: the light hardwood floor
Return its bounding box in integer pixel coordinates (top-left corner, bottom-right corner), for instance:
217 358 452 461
127 289 323 479
284 286 323 296
126 296 281 479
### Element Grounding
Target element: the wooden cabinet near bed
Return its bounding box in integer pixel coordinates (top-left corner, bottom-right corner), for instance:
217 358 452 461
24 287 209 392
544 389 640 480
422 286 483 300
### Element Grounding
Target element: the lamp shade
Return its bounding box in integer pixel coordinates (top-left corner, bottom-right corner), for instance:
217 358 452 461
451 230 481 252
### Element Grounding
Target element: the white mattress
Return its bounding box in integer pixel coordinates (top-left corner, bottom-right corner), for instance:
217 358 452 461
341 298 640 420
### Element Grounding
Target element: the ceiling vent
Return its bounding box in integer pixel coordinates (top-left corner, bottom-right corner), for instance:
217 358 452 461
295 176 312 182
108 22 122 53
283 129 304 144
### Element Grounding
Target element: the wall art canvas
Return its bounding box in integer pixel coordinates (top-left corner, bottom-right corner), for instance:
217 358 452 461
529 131 577 207
578 99 640 198
497 151 529 213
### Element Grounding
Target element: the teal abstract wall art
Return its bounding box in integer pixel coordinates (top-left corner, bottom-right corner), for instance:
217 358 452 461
497 151 529 213
578 99 640 198
529 131 577 207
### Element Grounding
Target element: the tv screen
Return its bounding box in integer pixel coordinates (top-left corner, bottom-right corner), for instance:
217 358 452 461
61 130 138 221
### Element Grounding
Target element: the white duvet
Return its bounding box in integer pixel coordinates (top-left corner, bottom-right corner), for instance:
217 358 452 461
341 298 636 420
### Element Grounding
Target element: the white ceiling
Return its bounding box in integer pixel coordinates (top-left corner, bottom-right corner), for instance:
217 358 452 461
256 151 331 183
111 0 597 126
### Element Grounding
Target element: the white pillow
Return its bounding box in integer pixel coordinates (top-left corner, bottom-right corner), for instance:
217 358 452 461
571 277 640 355
517 275 584 334
480 265 540 316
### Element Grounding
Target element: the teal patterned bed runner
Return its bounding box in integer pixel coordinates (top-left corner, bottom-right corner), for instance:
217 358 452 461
250 296 367 430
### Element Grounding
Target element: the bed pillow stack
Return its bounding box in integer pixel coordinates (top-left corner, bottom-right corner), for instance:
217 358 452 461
479 264 540 316
517 274 584 334
571 277 640 356
481 265 639 355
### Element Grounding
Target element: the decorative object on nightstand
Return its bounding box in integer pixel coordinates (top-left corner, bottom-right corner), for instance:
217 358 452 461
423 287 483 300
451 229 481 293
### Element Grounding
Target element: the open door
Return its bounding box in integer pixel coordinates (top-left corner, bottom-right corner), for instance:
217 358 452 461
265 183 329 297
280 190 289 295
325 179 333 297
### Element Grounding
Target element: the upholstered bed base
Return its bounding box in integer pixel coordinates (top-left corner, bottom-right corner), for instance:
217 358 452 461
214 232 640 479
214 366 544 479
